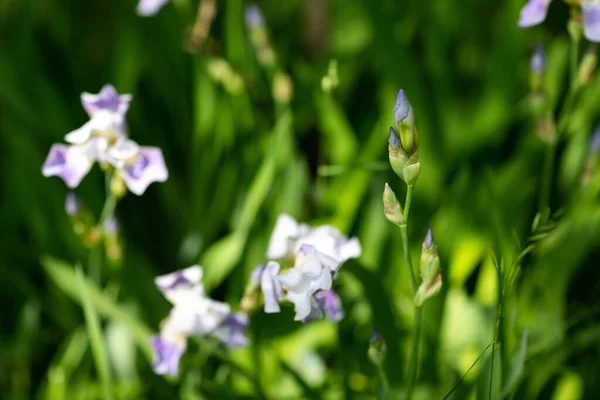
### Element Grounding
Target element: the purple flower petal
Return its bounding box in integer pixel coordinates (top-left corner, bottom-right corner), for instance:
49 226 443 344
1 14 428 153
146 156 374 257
424 228 434 249
517 0 549 28
137 0 170 16
591 126 600 155
301 297 324 323
150 334 185 376
81 84 132 117
315 288 344 322
211 312 250 348
261 261 282 313
154 265 203 294
393 89 410 126
42 144 93 188
121 146 168 195
583 3 600 42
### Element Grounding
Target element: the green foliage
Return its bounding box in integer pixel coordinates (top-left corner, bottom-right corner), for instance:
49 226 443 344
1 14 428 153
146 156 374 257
1 0 600 399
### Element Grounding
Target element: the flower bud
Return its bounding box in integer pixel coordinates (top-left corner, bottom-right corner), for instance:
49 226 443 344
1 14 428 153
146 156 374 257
419 228 440 282
393 89 419 154
576 45 597 89
383 183 405 227
402 152 421 186
65 192 81 216
414 273 442 307
389 127 408 178
110 174 127 198
529 44 546 92
568 10 583 45
368 328 386 367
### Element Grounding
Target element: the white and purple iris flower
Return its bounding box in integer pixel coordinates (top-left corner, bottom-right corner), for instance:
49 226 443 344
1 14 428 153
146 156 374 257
266 214 362 270
256 215 362 323
42 84 168 195
136 0 169 16
150 265 249 376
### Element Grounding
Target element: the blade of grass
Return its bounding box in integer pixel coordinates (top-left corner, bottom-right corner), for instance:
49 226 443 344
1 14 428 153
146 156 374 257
76 266 113 400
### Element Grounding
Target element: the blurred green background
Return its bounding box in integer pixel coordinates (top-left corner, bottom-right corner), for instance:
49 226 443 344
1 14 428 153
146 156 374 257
1 0 600 398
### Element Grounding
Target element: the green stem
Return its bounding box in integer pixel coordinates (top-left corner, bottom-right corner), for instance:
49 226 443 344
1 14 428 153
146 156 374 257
538 142 556 214
400 184 420 400
570 36 579 86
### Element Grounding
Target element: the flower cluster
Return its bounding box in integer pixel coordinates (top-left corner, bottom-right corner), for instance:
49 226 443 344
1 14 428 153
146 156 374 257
518 0 600 42
246 214 361 322
42 84 168 195
389 90 420 186
150 265 249 376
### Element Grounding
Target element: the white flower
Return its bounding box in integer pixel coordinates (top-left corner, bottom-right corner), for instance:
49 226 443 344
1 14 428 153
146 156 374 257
278 245 334 321
266 214 362 270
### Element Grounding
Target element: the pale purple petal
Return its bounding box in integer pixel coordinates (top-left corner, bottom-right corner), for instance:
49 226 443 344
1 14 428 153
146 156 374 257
42 144 93 188
211 312 249 348
103 216 119 235
393 89 410 125
583 3 600 42
301 297 324 323
370 328 382 344
121 147 168 195
517 0 549 28
315 288 344 322
81 84 132 117
150 334 185 376
137 0 169 16
154 265 203 294
424 228 434 249
261 261 282 313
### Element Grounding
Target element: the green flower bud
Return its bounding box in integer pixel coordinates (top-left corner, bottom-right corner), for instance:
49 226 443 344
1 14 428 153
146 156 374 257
576 45 597 89
419 228 440 282
394 90 419 154
383 183 405 227
402 152 421 186
389 127 408 178
110 174 127 198
414 272 442 307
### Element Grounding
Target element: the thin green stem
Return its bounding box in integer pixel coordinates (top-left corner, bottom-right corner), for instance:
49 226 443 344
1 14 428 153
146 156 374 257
538 143 556 214
570 36 579 86
400 184 420 400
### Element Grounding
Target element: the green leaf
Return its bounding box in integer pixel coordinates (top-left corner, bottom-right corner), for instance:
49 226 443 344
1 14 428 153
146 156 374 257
500 327 528 398
41 256 154 362
476 344 502 400
76 266 113 400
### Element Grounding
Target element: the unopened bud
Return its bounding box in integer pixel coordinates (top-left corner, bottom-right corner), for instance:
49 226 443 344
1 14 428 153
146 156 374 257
389 127 408 178
273 72 293 104
110 174 127 198
420 228 440 282
576 45 597 89
393 89 419 154
414 272 442 307
65 192 81 216
568 10 582 45
529 44 546 92
403 153 421 186
368 328 386 367
383 183 405 227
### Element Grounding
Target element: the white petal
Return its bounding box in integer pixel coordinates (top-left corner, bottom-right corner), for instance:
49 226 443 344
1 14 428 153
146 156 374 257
266 214 300 259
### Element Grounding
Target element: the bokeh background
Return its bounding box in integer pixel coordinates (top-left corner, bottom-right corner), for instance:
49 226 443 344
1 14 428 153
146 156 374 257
1 0 600 399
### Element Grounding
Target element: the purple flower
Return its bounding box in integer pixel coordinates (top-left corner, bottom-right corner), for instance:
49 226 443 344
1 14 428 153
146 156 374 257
154 265 203 299
530 44 546 73
81 84 132 118
65 192 80 216
245 4 264 27
393 89 410 126
389 127 401 149
583 2 600 42
211 312 250 348
517 0 550 28
261 261 283 313
150 334 186 376
315 288 344 322
136 0 169 16
370 329 382 344
120 146 168 195
42 144 93 188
